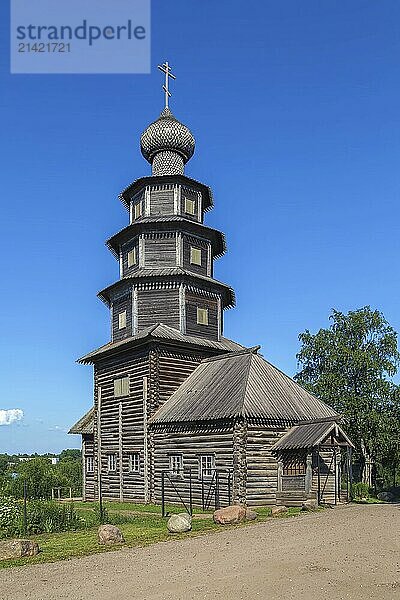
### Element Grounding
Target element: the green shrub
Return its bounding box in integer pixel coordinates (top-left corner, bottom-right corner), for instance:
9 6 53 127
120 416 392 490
351 482 370 500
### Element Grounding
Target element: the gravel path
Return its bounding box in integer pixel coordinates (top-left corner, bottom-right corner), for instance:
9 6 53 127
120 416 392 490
0 503 399 600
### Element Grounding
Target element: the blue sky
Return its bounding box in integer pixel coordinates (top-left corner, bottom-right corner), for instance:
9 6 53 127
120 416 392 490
0 1 399 453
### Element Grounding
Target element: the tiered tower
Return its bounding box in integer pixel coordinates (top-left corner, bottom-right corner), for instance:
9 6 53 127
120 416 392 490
100 67 234 344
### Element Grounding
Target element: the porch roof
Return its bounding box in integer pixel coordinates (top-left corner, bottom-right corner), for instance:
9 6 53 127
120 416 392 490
271 420 354 451
68 407 94 435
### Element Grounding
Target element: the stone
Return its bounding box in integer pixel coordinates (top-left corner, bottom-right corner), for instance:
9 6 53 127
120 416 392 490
167 513 192 533
98 524 125 545
0 539 40 560
245 508 257 521
301 499 318 511
271 506 288 516
213 505 246 525
377 491 396 502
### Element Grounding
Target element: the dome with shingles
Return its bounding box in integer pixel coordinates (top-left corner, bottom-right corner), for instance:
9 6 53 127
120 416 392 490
140 107 195 175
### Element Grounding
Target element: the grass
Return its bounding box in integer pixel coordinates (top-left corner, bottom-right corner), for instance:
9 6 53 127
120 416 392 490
0 504 303 570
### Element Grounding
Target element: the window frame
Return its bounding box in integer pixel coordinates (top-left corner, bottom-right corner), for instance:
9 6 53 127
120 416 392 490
190 246 202 266
199 454 215 480
169 454 183 477
118 310 127 330
85 455 94 474
129 452 140 473
184 197 196 216
114 376 129 398
196 307 209 326
134 201 142 220
282 454 306 476
127 247 137 268
107 453 117 473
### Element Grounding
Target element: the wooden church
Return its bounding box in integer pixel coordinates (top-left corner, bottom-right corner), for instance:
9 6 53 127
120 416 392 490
70 64 353 508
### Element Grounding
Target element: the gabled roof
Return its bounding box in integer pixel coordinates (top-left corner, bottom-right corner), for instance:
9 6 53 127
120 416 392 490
149 348 338 425
68 408 94 435
97 268 235 308
78 323 244 365
270 420 354 451
106 217 226 259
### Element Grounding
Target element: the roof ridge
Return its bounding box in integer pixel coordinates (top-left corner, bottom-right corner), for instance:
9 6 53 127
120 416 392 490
201 345 260 363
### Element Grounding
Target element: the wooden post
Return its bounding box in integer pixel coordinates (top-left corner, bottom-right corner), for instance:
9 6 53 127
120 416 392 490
277 461 283 493
143 376 149 503
119 401 123 502
317 446 321 504
97 386 102 505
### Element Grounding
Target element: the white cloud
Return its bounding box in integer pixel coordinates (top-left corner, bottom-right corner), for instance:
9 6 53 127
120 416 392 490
0 409 24 426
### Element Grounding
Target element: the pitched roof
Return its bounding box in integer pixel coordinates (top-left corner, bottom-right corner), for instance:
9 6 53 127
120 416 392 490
270 420 354 451
78 323 244 364
68 408 94 434
149 348 338 424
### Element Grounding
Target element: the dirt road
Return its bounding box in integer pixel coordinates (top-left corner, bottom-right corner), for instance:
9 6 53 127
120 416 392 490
0 504 399 600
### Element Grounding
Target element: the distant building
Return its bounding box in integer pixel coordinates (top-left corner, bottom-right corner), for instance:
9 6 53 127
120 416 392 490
70 67 353 507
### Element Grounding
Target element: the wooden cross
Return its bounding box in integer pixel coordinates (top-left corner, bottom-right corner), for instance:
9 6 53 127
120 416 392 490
157 61 176 109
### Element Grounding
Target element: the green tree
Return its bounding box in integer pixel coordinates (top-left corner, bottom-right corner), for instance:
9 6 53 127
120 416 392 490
295 306 400 484
6 457 57 499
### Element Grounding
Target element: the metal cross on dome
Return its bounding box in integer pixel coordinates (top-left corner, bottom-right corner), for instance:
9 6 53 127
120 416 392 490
158 61 176 109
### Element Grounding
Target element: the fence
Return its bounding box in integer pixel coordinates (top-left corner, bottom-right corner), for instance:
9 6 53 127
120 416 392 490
160 468 233 516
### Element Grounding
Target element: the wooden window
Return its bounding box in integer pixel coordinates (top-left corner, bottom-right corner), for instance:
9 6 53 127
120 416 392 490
107 454 117 472
134 201 142 220
199 455 215 479
283 455 306 476
197 307 208 325
85 455 94 473
118 310 127 329
190 247 202 266
129 452 140 473
184 197 196 215
114 376 129 398
127 248 137 268
169 454 183 475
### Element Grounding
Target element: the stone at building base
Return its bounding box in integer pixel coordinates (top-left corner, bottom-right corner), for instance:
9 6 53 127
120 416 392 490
98 524 125 545
0 539 40 560
245 508 257 521
301 499 318 511
213 505 246 525
167 513 192 533
271 506 288 516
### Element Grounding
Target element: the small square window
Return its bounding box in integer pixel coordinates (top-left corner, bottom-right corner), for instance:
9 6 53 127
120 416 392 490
107 454 117 472
197 307 208 325
85 455 94 473
190 247 202 266
184 197 196 215
169 454 183 475
118 311 127 329
114 376 129 397
134 202 142 220
199 455 215 479
127 248 137 268
129 452 140 473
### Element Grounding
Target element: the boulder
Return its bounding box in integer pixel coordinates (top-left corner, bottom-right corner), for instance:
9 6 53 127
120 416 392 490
167 513 192 533
0 539 39 560
301 499 318 511
213 505 246 525
98 524 125 545
271 506 288 516
377 491 396 502
245 508 258 521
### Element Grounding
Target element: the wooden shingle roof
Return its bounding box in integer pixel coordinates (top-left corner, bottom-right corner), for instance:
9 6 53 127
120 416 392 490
78 323 244 365
149 348 338 425
270 420 353 451
68 407 94 435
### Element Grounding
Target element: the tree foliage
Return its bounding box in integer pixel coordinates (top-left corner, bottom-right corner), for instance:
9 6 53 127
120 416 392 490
295 307 400 482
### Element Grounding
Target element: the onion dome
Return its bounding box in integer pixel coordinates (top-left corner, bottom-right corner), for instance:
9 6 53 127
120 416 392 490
140 107 195 176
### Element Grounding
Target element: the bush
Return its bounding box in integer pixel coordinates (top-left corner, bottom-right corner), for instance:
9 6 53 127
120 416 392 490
351 482 370 501
0 496 85 538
